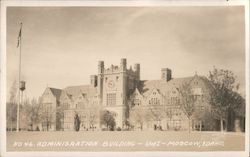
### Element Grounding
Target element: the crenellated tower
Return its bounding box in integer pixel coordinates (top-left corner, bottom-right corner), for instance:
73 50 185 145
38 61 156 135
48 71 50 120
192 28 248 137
94 58 139 129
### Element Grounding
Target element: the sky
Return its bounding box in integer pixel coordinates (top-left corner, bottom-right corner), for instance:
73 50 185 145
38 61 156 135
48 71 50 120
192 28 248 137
6 6 245 100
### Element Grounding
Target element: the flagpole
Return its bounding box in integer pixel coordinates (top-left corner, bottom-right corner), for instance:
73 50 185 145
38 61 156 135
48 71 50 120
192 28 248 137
17 22 22 132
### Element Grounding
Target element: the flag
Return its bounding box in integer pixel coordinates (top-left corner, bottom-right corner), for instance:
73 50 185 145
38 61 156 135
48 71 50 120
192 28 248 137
17 23 22 48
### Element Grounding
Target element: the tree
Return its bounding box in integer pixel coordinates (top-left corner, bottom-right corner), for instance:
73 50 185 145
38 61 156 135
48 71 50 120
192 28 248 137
179 83 196 133
192 95 207 132
20 98 31 130
208 67 244 132
148 104 165 130
24 97 42 131
100 110 116 131
88 103 100 131
6 80 18 131
6 102 17 131
163 97 177 131
40 102 56 131
129 106 148 130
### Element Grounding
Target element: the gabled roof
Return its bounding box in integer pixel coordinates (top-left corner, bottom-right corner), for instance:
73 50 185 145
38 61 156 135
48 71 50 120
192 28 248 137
139 77 195 97
63 85 97 99
131 88 144 99
59 90 72 101
48 87 62 100
147 88 163 97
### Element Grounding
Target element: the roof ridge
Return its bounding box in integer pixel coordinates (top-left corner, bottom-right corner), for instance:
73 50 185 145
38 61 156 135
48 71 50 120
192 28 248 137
64 84 90 89
49 88 62 99
48 87 61 90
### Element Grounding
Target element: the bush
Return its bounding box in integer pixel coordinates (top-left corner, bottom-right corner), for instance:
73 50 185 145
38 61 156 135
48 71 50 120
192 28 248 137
116 127 122 131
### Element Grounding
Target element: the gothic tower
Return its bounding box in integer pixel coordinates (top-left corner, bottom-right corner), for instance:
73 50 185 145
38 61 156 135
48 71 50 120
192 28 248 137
99 58 138 129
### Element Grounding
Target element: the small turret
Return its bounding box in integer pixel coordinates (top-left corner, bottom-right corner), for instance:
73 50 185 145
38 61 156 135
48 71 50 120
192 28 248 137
98 61 104 74
120 58 127 72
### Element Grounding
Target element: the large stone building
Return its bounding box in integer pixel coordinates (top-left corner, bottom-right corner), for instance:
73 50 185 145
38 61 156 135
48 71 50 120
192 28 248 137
40 58 241 131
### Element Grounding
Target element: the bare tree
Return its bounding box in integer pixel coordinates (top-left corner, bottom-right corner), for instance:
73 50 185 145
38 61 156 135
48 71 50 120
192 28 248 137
148 104 165 130
6 80 18 131
24 97 42 131
163 97 177 131
179 83 196 133
192 95 207 132
208 67 244 132
40 102 56 131
6 102 17 131
88 104 100 131
129 106 149 130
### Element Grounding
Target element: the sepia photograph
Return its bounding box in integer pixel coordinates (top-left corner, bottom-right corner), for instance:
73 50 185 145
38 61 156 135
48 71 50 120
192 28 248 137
0 1 249 157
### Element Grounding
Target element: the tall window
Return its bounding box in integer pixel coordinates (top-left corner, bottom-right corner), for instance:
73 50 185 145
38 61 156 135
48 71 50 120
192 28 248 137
44 103 52 113
107 93 116 106
171 97 178 105
149 98 160 105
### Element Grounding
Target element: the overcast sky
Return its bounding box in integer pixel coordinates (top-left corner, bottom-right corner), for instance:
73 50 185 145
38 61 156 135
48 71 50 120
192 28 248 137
6 6 245 99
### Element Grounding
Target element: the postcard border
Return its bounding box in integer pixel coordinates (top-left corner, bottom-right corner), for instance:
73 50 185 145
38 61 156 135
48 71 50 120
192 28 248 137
0 1 249 157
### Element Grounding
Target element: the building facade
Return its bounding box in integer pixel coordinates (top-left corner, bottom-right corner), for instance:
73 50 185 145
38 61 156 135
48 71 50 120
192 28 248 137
40 58 237 131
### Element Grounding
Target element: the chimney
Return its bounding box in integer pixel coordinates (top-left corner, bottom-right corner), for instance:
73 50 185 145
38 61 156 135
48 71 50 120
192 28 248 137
90 75 97 87
161 68 172 82
134 63 140 80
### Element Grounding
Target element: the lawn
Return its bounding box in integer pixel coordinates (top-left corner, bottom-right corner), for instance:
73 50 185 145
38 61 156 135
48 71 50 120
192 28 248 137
7 131 245 151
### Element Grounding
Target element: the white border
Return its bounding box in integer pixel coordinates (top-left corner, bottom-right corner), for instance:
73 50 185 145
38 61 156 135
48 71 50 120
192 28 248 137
0 1 249 157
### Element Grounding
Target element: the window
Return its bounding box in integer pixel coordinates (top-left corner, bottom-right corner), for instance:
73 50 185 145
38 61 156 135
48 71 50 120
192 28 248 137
171 97 178 105
173 120 181 129
78 102 85 109
80 114 87 119
116 76 119 81
43 103 52 113
133 99 140 106
107 93 116 106
150 98 160 105
201 95 204 102
201 105 205 111
197 105 205 111
192 87 202 95
162 73 165 78
63 103 69 109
